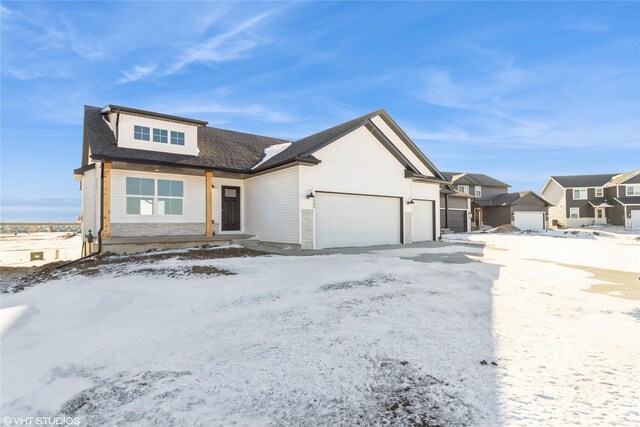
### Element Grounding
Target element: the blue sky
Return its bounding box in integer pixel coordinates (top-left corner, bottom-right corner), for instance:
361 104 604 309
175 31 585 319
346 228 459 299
1 1 639 222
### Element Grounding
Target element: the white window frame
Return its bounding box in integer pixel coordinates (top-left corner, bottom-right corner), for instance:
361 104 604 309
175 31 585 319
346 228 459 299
134 125 150 141
569 207 580 219
572 188 587 200
125 176 185 217
458 185 470 194
474 186 482 197
626 185 640 196
595 187 603 197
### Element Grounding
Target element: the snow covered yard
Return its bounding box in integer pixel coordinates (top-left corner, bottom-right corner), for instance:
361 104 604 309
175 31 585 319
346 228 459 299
0 232 82 267
1 235 639 426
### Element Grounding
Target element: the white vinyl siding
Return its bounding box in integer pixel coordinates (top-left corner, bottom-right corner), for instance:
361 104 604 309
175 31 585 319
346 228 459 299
370 115 435 177
245 166 300 244
81 168 99 239
570 207 580 219
572 188 587 200
117 114 199 156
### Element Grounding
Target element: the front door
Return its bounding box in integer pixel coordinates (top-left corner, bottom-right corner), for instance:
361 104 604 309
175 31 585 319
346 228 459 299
595 208 606 225
221 186 241 231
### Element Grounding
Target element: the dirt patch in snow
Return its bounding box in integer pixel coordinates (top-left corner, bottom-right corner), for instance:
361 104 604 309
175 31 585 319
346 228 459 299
3 246 267 293
320 273 399 291
490 225 521 233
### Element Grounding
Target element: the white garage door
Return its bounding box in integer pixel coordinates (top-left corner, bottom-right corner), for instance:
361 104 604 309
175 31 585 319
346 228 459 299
413 200 434 242
631 210 640 230
514 211 545 231
315 192 401 249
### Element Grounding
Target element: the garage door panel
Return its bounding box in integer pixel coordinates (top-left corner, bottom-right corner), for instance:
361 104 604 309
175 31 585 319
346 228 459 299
449 210 467 233
413 200 434 242
315 192 401 249
514 211 544 231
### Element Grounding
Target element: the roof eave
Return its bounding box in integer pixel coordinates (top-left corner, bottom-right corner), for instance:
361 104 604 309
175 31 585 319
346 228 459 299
103 104 209 126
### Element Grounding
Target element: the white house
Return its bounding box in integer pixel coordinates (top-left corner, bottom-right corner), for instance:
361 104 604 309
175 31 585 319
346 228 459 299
74 105 449 252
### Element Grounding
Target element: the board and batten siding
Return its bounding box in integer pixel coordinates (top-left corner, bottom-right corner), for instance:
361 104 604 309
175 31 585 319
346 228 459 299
108 169 206 236
244 166 300 244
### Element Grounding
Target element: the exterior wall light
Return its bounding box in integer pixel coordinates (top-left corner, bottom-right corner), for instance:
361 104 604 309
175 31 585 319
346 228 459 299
407 198 415 205
306 190 315 199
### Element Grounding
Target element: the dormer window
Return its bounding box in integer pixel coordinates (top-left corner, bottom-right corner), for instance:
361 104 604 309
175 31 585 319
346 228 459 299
153 128 168 143
134 125 150 141
171 131 185 146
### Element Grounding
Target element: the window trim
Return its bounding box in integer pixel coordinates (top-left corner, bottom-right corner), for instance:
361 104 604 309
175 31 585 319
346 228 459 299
170 131 185 146
153 128 168 144
458 185 469 194
572 188 588 200
594 187 603 197
124 176 185 217
569 207 580 219
474 186 482 197
626 184 640 196
134 125 150 141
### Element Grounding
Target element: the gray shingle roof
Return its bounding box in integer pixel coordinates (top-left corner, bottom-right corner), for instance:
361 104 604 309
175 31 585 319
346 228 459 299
551 174 617 188
614 196 640 205
83 105 445 178
475 191 550 207
441 172 511 188
84 105 290 172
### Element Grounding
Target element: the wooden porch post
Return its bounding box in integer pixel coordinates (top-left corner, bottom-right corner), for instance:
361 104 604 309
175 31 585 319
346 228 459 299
205 171 213 237
102 161 112 239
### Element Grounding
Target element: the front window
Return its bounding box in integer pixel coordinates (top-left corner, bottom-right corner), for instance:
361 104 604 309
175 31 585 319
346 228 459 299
126 177 154 215
570 207 580 219
134 125 150 141
595 188 603 197
626 185 640 196
475 186 482 197
458 185 469 194
157 180 183 215
171 131 185 146
572 188 587 200
153 128 168 143
126 177 184 216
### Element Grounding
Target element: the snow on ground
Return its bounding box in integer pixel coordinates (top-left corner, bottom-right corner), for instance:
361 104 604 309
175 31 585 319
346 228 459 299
1 236 639 426
0 232 82 267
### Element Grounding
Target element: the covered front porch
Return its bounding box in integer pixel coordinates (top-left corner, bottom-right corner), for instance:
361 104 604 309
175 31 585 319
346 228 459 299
590 201 614 225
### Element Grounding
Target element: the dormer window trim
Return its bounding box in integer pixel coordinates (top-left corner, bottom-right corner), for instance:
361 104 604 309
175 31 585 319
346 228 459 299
153 128 168 144
134 125 150 141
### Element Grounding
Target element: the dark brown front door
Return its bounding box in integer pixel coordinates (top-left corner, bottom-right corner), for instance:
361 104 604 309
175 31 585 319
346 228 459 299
221 186 241 231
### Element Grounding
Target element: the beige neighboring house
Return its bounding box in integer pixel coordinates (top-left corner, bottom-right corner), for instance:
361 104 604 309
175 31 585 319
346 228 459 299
541 170 640 229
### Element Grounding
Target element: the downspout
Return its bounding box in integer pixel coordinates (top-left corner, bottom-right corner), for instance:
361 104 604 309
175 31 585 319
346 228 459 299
55 163 105 269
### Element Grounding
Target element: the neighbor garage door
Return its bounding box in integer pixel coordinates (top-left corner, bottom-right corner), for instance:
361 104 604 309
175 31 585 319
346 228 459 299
631 210 640 230
448 210 467 233
413 200 434 242
315 192 401 249
513 211 545 231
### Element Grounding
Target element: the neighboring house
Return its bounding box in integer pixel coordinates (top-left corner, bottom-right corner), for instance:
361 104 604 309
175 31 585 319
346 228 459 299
440 172 550 231
74 105 449 252
541 170 640 229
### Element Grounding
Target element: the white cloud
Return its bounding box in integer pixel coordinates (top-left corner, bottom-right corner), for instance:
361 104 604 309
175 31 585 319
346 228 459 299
118 65 157 84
